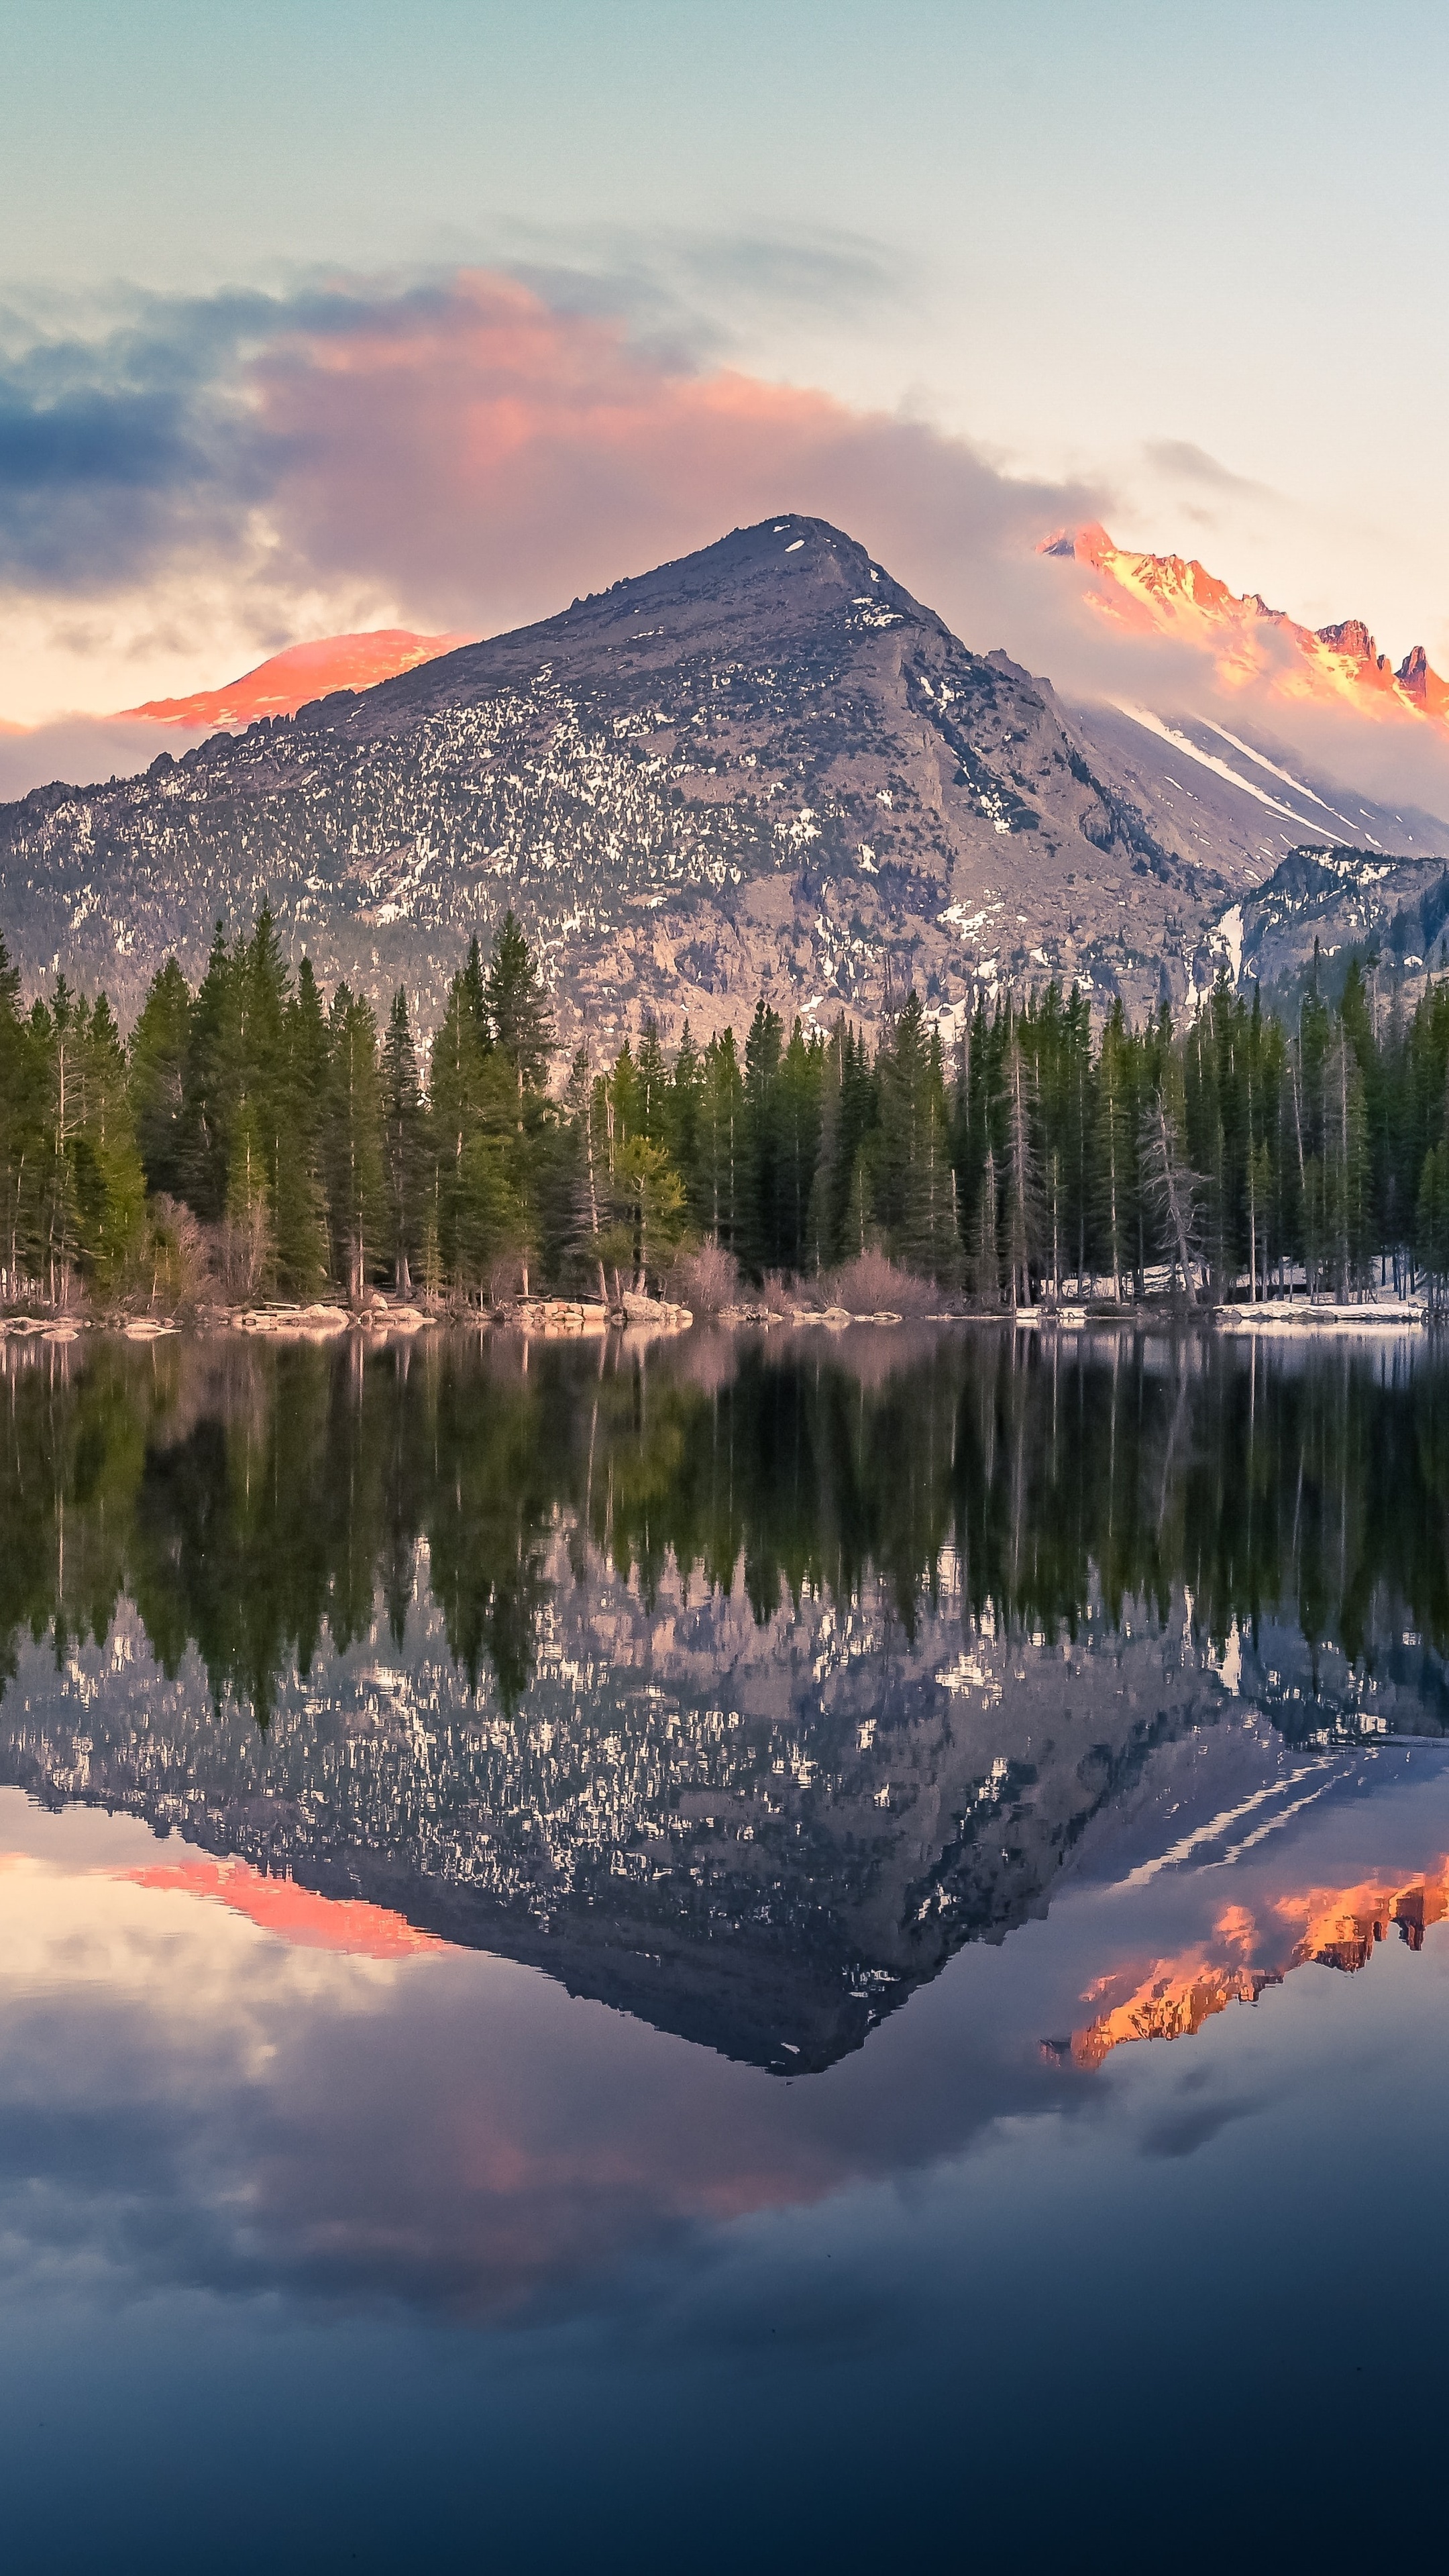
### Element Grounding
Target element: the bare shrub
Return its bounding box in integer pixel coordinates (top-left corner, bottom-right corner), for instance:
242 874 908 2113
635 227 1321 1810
217 1199 274 1300
671 1243 741 1313
145 1197 213 1313
826 1250 936 1316
488 1252 530 1307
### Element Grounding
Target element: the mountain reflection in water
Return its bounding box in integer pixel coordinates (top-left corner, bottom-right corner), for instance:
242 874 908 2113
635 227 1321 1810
3 1322 1448 2074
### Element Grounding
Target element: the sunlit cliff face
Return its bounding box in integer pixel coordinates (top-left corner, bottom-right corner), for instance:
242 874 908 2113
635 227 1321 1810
119 627 473 729
1043 524 1449 732
1072 1861 1449 2068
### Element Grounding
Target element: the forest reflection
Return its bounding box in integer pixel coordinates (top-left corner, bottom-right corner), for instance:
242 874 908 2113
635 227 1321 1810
2 1322 1446 1727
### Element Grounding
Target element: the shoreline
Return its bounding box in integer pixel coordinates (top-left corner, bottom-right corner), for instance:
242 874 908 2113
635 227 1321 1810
0 1294 1432 1346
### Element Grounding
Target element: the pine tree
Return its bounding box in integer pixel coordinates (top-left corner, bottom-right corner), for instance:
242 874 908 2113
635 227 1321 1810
973 1145 1000 1306
1140 1063 1201 1299
1322 1019 1370 1296
804 1024 844 1274
178 923 239 1222
75 993 146 1291
244 907 292 1218
550 1044 610 1297
667 1020 704 1202
323 986 384 1301
774 1018 822 1273
462 934 488 1040
272 958 331 1295
34 979 83 1305
380 991 427 1295
878 997 953 1282
482 909 554 1102
635 1016 670 1144
1001 1031 1041 1309
1417 1134 1449 1307
1096 1000 1137 1299
0 933 43 1293
454 1131 527 1298
129 958 193 1201
1063 985 1094 1289
610 1138 686 1289
742 998 784 1273
697 1029 745 1251
429 965 490 1285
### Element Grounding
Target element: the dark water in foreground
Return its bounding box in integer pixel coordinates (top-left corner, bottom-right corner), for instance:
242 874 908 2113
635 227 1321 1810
2 1321 1448 2570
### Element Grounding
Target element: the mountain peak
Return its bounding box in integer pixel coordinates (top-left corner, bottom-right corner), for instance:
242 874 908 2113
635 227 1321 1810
329 515 925 741
4 513 1442 1049
1316 616 1381 666
0 511 1203 1034
122 627 474 730
1049 523 1449 733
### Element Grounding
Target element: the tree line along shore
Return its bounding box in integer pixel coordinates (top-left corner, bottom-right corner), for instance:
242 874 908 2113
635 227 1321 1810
3 907 1449 1319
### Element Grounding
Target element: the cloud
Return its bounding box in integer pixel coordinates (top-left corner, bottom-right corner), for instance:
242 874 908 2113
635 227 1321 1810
0 288 281 593
4 260 1449 830
498 219 908 368
0 262 1114 736
0 252 920 624
1140 439 1279 502
245 268 1112 660
0 714 209 804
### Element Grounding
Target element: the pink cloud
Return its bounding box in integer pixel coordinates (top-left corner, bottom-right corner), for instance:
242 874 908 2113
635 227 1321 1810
252 269 1099 654
239 269 1449 821
7 265 1449 822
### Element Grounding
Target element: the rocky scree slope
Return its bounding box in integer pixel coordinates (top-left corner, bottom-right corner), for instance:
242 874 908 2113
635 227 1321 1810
1209 843 1449 1006
0 515 1349 1037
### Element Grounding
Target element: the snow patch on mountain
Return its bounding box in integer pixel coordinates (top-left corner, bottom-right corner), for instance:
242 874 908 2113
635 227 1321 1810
1114 704 1344 839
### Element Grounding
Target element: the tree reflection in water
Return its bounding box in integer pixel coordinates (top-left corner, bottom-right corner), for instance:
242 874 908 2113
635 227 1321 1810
1 1322 1446 2069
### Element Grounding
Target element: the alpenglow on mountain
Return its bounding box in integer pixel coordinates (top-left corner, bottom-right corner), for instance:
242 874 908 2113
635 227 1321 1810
1047 523 1449 730
1 515 1442 1036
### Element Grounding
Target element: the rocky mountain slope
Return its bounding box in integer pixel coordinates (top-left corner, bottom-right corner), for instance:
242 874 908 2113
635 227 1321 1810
1210 842 1449 1006
0 518 1318 1038
2 513 1445 1040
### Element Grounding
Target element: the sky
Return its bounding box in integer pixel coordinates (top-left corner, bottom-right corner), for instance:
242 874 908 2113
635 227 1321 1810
3 0 1448 743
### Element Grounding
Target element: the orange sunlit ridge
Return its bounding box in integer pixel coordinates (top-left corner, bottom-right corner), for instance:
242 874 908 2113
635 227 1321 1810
120 627 476 729
116 1854 449 1960
1041 524 1449 731
1069 1860 1449 2069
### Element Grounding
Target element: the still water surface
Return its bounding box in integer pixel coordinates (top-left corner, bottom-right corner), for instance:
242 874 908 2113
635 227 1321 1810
1 1323 1447 2569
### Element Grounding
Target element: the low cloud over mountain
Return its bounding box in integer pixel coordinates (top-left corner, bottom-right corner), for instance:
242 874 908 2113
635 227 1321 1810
5 264 1449 888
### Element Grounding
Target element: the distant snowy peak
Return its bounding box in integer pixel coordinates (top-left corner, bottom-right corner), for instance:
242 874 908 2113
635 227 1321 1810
1043 524 1449 730
121 629 476 730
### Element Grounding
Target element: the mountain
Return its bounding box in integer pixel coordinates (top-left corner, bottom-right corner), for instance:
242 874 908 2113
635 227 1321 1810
1046 523 1449 732
119 626 474 728
1071 1855 1449 2068
0 516 1312 1036
1044 524 1449 1003
2 514 1445 1036
1208 841 1449 1005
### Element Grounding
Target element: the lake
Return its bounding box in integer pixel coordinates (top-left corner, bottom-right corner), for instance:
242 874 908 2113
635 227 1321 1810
1 1320 1446 2570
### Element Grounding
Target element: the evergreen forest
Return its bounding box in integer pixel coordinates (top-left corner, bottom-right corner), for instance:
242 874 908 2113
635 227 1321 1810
7 908 1449 1309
